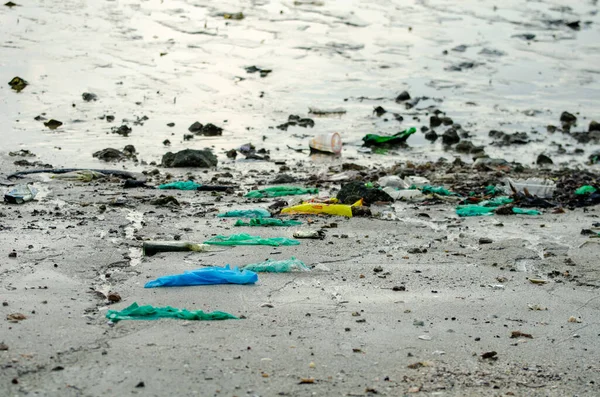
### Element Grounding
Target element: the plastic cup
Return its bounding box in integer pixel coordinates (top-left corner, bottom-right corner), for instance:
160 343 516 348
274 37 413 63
308 132 342 154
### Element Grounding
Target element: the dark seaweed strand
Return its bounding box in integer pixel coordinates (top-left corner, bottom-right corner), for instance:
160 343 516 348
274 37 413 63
7 168 141 180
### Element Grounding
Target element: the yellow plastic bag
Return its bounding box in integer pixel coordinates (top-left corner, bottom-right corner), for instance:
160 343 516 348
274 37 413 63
281 199 362 217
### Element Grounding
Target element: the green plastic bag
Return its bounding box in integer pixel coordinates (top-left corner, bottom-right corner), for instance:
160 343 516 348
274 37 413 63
243 257 310 273
234 218 302 227
218 209 271 218
245 186 318 199
421 185 456 196
158 181 201 190
362 127 416 147
204 233 300 246
479 196 514 207
106 302 238 322
575 185 597 195
485 185 499 195
512 208 540 215
456 205 495 217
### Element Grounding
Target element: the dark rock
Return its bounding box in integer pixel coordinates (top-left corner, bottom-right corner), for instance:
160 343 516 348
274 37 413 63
150 196 179 206
107 292 121 303
161 149 218 168
373 106 386 116
167 122 175 127
430 115 442 128
82 92 98 102
479 237 493 244
272 174 297 184
8 76 28 92
489 130 529 146
342 163 367 171
276 115 315 130
393 113 403 122
424 130 438 142
93 148 125 161
513 33 536 40
183 134 194 141
442 128 460 145
589 121 600 132
395 91 411 102
135 382 145 388
441 117 453 126
43 119 63 130
536 154 553 166
226 149 237 159
337 181 394 206
34 115 47 121
245 66 272 78
111 125 131 136
560 111 577 127
445 62 477 71
455 140 475 153
547 125 557 133
106 115 115 122
199 123 223 136
123 145 136 156
404 97 420 109
163 139 171 146
590 151 600 164
188 121 203 133
565 21 580 30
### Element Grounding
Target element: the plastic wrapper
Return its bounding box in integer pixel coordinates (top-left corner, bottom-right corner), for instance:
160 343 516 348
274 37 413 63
204 233 300 246
243 257 310 273
158 181 202 190
144 265 258 287
217 209 271 218
234 218 302 227
106 302 238 322
245 186 318 199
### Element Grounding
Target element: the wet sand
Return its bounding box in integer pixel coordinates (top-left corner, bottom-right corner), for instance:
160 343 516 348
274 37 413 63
2 0 600 396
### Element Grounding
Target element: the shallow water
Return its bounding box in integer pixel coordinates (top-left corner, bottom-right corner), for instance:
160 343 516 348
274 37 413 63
1 0 599 169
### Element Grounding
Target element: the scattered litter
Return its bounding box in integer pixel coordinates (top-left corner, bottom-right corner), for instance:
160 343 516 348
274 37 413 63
158 181 202 190
4 184 37 204
245 186 318 198
281 199 362 218
235 218 302 227
106 302 238 322
142 241 213 256
144 265 258 287
204 233 300 246
362 127 416 147
218 209 271 218
568 316 582 323
575 185 597 195
418 335 432 341
243 257 310 273
308 132 343 154
293 229 326 239
528 278 548 284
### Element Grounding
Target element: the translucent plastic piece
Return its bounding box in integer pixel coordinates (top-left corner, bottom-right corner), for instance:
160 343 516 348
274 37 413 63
479 196 514 207
217 208 271 218
243 257 310 273
308 132 343 154
456 205 495 217
421 185 456 196
234 218 302 227
382 187 425 201
106 302 238 322
144 265 258 288
158 181 201 190
575 185 597 195
502 178 556 198
51 170 106 182
4 184 37 204
204 233 301 246
362 127 416 146
245 186 318 199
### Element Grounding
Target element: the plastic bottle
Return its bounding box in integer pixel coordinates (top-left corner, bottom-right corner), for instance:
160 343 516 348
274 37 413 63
308 132 342 154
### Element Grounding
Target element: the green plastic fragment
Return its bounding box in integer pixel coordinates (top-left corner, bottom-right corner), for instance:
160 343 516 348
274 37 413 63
421 185 456 196
158 181 202 190
245 186 318 199
512 208 540 215
485 185 498 195
243 257 310 273
218 209 271 218
575 185 597 195
362 127 417 146
456 205 496 217
204 233 300 246
106 302 238 322
234 218 302 227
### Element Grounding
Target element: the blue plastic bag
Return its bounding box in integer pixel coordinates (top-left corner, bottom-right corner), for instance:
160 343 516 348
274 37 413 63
158 181 202 190
145 265 258 288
